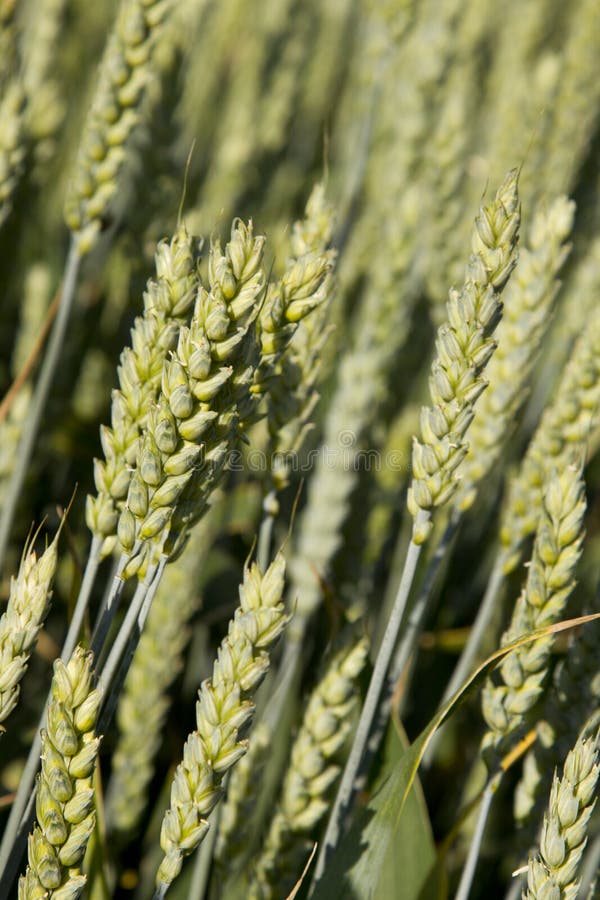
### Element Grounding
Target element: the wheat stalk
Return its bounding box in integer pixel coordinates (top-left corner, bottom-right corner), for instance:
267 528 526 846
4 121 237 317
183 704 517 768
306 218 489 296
106 514 215 834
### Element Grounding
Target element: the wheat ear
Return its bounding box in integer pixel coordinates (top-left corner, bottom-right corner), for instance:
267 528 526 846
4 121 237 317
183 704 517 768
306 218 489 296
18 646 102 900
481 462 586 763
117 218 266 577
456 195 575 511
407 167 521 544
154 553 289 895
500 307 600 574
86 223 198 557
0 526 60 728
249 636 368 900
525 730 600 900
64 0 172 255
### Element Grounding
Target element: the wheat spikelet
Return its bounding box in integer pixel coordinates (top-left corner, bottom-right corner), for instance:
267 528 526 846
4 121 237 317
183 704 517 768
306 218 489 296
456 195 575 511
214 721 271 872
257 183 337 490
248 635 369 899
117 218 266 576
0 79 26 228
515 621 600 827
499 308 600 574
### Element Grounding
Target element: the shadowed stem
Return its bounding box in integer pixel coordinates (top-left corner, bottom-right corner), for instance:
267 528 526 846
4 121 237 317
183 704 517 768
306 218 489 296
455 772 501 900
505 870 525 900
0 242 81 575
90 552 131 658
312 514 426 885
580 831 600 898
98 556 166 732
456 730 537 900
360 516 459 784
65 534 103 658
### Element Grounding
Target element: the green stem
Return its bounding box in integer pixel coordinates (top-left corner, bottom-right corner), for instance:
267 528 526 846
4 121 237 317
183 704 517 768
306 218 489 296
455 772 501 900
442 553 506 706
312 521 424 884
257 489 278 572
153 884 169 900
391 516 458 698
189 802 223 900
423 553 506 768
98 557 166 731
90 553 130 658
64 534 103 659
504 871 525 900
0 242 81 575
359 516 459 784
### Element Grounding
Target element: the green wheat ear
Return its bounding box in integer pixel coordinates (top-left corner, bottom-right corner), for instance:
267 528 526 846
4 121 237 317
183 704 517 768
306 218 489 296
155 554 289 892
407 168 521 543
86 223 198 558
18 646 102 900
481 462 586 764
0 526 60 728
64 0 172 255
525 729 600 900
248 635 369 899
456 195 575 512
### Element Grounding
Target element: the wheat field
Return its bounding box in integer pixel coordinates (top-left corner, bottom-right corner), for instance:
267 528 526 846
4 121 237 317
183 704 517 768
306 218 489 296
1 1 600 898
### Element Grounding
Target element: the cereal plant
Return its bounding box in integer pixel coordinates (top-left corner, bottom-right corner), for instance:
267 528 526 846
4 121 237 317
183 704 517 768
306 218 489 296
1 1 600 898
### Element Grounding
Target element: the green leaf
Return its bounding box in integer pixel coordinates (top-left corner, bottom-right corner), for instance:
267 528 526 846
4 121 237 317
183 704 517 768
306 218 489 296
313 611 600 899
374 724 438 900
